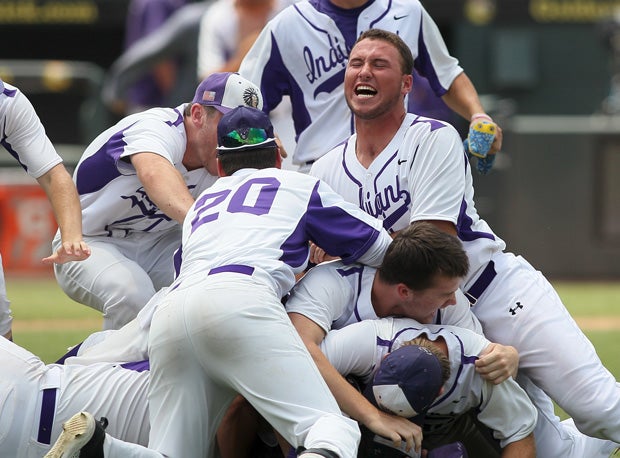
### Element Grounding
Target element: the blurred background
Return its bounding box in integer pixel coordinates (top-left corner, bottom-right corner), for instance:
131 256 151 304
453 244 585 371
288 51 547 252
0 0 619 279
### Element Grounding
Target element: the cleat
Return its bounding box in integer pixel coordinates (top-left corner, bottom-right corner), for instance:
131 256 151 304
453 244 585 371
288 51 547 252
45 411 107 458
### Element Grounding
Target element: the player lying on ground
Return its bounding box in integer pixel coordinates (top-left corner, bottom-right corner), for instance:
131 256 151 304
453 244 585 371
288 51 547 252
323 317 619 457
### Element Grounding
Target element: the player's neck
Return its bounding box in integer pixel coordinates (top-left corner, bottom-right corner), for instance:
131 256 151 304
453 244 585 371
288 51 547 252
354 111 406 168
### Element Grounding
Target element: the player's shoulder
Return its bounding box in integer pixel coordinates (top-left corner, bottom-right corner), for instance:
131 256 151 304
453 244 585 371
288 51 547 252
309 141 347 177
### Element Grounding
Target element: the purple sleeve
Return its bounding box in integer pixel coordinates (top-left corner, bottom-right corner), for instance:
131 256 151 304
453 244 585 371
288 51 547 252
305 181 382 264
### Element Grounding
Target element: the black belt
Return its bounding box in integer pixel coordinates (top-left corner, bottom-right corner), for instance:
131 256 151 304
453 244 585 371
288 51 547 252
208 264 255 276
465 261 496 306
38 388 57 444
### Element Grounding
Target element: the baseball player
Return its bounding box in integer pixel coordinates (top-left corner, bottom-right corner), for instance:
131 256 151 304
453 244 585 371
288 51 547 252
322 318 619 457
47 106 406 458
0 79 90 341
0 335 151 458
284 222 519 448
238 0 501 171
310 28 620 443
52 72 262 330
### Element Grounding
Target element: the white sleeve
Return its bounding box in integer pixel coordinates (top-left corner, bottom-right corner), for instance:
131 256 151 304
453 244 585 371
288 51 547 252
320 320 378 381
286 263 354 334
438 289 483 334
407 123 466 225
3 89 62 178
478 378 538 448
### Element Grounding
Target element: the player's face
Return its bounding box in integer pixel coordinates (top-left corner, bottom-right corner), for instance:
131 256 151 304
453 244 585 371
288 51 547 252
344 39 411 120
381 274 461 324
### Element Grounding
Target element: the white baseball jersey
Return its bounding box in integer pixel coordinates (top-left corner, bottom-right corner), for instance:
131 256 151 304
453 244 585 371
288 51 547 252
320 318 537 448
0 337 150 457
73 104 216 237
238 0 463 165
0 80 65 336
310 113 620 443
285 259 482 334
175 167 391 297
310 113 505 289
0 79 63 178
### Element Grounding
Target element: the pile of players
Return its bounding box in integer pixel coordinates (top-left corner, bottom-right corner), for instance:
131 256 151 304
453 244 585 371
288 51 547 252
2 2 620 457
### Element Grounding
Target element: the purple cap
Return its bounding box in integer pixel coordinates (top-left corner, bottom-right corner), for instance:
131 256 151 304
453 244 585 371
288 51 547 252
216 106 277 154
366 344 443 420
192 72 262 114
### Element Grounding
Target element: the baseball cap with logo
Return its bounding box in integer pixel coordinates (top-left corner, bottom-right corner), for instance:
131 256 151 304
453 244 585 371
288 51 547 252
216 106 277 154
192 72 263 114
365 344 443 422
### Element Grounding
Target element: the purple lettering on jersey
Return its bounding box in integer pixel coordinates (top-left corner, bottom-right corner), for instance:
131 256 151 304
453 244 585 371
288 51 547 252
229 177 280 216
360 154 411 228
115 187 172 232
190 189 231 233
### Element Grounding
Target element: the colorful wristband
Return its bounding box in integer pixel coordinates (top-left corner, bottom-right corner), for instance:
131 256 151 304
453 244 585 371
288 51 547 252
470 113 493 123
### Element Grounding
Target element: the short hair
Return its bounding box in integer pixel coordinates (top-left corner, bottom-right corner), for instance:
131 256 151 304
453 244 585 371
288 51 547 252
354 29 414 75
402 336 451 387
217 146 278 176
377 222 469 291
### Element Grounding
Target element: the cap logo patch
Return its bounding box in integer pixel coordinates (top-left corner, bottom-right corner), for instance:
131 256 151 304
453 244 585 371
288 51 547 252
243 87 260 108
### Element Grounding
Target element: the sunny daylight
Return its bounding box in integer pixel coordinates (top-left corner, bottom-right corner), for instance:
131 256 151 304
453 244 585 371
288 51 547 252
1 0 620 457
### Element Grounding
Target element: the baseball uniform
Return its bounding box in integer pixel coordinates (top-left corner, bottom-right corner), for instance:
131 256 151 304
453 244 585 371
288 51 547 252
310 113 620 442
285 259 483 334
52 104 217 330
322 318 618 457
238 0 462 168
0 79 65 337
0 336 151 457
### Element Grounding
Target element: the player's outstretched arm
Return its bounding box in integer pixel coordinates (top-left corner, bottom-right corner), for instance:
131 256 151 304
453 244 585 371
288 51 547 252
475 342 519 384
288 312 423 455
38 163 91 264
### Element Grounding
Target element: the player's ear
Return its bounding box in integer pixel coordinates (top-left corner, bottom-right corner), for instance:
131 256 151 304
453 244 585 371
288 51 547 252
401 74 413 95
216 157 227 177
275 146 282 169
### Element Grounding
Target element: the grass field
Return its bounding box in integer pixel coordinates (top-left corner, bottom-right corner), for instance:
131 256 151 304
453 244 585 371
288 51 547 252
6 274 620 420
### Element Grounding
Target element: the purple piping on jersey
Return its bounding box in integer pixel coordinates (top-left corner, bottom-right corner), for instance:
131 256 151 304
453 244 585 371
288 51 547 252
280 211 316 269
38 388 57 444
120 360 150 372
368 0 390 29
1 84 16 97
173 244 183 277
208 264 255 276
0 132 28 172
305 181 381 264
456 199 495 242
166 108 184 127
376 336 391 349
411 115 446 132
336 264 365 322
430 334 476 409
76 124 136 195
263 33 311 140
414 25 449 97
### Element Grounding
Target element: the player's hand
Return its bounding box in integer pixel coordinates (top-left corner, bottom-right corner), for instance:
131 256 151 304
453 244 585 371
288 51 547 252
308 242 339 265
475 342 519 384
365 410 423 455
42 240 91 265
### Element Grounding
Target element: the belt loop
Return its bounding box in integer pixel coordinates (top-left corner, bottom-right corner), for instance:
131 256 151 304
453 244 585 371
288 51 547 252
37 388 57 444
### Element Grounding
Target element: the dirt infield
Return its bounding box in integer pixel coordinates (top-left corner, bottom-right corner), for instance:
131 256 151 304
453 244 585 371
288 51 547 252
13 316 620 332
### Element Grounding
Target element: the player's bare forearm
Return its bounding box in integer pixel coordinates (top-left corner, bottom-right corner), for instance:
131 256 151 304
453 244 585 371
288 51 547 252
441 73 485 122
501 433 536 457
37 164 91 263
132 152 195 224
476 343 519 384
